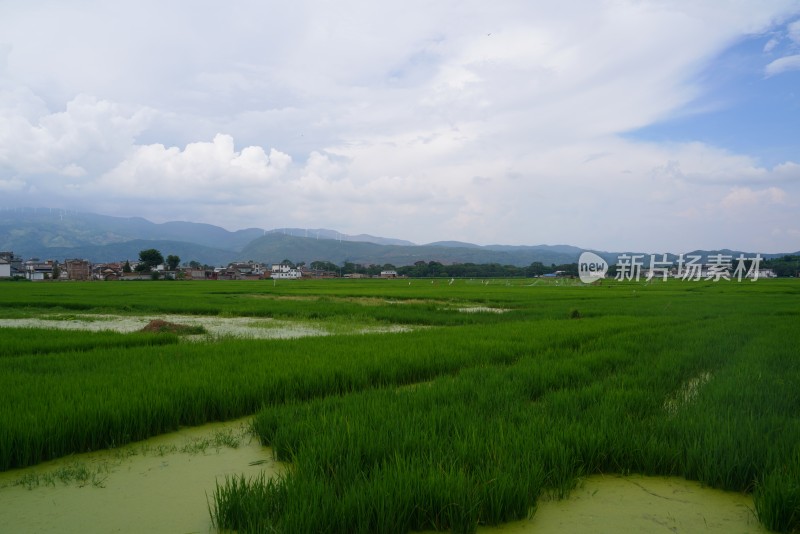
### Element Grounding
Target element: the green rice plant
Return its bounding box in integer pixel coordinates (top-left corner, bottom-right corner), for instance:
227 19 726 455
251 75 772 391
41 314 106 322
12 472 45 490
2 279 799 531
210 428 242 449
11 460 112 489
754 460 800 533
0 327 177 358
210 472 285 533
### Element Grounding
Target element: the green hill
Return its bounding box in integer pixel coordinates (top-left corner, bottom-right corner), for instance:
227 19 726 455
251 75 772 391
239 234 581 267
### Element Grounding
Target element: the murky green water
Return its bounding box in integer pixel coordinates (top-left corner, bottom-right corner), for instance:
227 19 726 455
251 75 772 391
479 474 766 534
0 419 282 534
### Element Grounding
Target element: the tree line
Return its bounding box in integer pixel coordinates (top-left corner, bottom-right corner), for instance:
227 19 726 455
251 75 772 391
149 251 800 279
763 255 800 277
305 256 800 279
129 249 180 274
304 260 579 278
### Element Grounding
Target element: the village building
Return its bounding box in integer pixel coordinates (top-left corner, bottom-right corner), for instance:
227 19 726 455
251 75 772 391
24 259 56 281
64 259 92 281
303 268 338 279
225 261 267 280
270 263 303 279
186 269 212 280
92 262 126 281
0 252 23 277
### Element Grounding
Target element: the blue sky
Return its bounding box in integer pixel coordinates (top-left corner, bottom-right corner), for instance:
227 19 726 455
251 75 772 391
628 31 800 168
1 1 799 253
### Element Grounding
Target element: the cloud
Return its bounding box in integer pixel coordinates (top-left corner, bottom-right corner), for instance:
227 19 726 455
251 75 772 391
98 134 291 201
0 94 153 176
60 164 86 177
0 177 25 192
0 43 10 74
773 161 800 181
763 37 780 52
765 54 800 76
762 18 800 76
789 19 800 43
721 186 787 209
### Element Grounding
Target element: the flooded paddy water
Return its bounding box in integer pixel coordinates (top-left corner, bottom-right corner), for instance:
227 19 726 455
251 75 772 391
0 419 283 534
0 313 413 339
479 475 765 534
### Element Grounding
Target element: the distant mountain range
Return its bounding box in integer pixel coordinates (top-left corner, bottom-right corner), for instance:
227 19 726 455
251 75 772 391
1 208 796 267
240 233 586 267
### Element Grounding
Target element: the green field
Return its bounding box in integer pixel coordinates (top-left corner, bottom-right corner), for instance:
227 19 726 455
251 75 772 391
1 279 798 533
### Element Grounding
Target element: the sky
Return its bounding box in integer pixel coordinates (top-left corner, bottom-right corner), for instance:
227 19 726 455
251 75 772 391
1 1 799 253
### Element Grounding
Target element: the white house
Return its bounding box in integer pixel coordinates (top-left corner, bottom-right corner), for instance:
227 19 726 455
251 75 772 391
24 260 55 281
0 259 10 278
270 263 302 279
755 269 777 279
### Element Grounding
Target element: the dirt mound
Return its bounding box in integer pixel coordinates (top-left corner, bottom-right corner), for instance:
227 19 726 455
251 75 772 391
140 319 205 335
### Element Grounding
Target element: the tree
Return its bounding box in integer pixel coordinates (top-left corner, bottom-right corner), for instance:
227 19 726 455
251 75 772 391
763 255 800 277
426 261 443 277
310 260 338 272
136 249 164 272
188 260 201 269
166 255 180 271
527 262 547 277
123 260 132 273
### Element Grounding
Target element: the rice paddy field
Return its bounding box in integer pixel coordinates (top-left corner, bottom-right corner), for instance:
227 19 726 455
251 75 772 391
0 278 798 533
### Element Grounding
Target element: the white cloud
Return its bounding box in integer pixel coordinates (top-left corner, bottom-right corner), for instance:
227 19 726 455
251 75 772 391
0 43 11 75
765 54 800 76
788 19 800 43
763 37 780 52
98 134 291 201
773 161 800 181
60 164 86 177
721 186 787 209
0 94 153 176
0 177 25 192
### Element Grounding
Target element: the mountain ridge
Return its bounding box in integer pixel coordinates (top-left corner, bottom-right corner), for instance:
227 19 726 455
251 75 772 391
1 208 796 267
